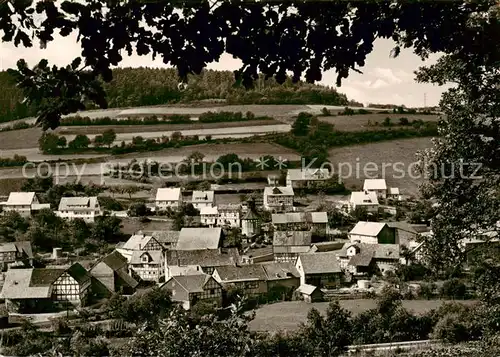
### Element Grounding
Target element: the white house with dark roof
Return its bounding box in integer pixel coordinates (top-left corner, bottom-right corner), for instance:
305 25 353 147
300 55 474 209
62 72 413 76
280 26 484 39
176 227 222 250
273 231 312 263
190 190 215 209
56 196 101 222
349 191 379 213
286 168 329 188
130 250 165 283
241 208 261 237
295 252 343 288
337 242 400 276
363 179 388 199
116 233 165 262
263 186 294 212
217 204 241 228
155 187 182 211
200 206 218 227
349 222 396 244
1 192 49 217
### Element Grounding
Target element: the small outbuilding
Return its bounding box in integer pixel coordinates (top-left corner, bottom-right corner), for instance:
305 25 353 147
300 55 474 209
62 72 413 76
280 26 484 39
295 284 323 303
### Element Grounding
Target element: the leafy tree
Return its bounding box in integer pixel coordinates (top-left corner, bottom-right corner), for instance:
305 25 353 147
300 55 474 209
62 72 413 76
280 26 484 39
300 301 352 357
90 214 122 242
38 132 63 154
127 202 151 217
93 134 104 147
399 117 409 125
68 134 90 150
291 112 313 136
101 129 116 147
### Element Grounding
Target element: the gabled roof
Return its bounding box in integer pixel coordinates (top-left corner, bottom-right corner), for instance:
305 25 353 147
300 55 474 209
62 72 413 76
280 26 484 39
98 250 128 271
131 250 163 265
0 269 52 300
148 230 180 244
164 274 216 293
298 252 342 274
58 196 99 211
388 187 400 195
261 262 300 280
264 186 294 197
287 168 329 181
214 265 267 282
272 212 328 225
338 243 400 265
5 192 36 206
200 206 218 215
66 263 92 285
166 248 239 267
218 204 241 212
349 222 388 237
122 234 156 250
296 284 318 295
155 187 182 202
30 268 66 286
191 190 215 203
349 191 379 206
273 231 312 246
386 222 419 235
176 227 222 250
242 208 260 220
363 179 387 191
0 241 33 259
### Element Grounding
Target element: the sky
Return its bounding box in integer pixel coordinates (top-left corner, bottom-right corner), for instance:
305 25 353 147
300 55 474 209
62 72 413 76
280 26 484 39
0 33 449 107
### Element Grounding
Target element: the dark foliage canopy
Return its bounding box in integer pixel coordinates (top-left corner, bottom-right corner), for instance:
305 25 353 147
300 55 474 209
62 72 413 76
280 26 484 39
1 0 499 129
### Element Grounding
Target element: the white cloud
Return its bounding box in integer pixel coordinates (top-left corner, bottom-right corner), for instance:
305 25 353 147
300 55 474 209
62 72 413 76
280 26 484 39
372 67 414 85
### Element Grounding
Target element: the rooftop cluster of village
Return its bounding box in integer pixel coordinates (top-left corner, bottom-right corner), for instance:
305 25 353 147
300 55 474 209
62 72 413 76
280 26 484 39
0 168 471 318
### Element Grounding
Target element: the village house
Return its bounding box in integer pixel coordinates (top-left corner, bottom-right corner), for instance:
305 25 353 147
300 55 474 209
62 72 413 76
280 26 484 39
0 192 50 217
263 186 294 212
217 204 241 228
267 174 280 186
213 264 268 297
213 262 300 298
0 263 92 313
295 252 343 288
349 191 379 213
190 190 215 209
155 187 183 211
161 274 223 310
273 231 312 263
116 233 165 262
56 196 102 223
146 230 180 250
363 179 388 199
89 251 139 296
348 222 396 244
130 250 165 283
175 227 223 250
337 243 400 277
241 208 261 237
0 241 33 270
200 206 218 227
272 212 329 234
165 248 240 279
262 262 301 292
386 222 420 246
387 187 402 201
286 168 329 189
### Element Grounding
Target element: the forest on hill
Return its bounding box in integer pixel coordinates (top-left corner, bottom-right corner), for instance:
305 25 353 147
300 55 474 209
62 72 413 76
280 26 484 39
0 68 352 124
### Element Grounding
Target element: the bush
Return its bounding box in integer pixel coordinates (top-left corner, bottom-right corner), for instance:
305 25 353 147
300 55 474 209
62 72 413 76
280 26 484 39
440 279 468 299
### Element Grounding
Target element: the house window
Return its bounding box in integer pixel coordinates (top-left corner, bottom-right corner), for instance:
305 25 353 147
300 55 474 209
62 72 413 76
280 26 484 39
210 289 215 295
245 282 258 289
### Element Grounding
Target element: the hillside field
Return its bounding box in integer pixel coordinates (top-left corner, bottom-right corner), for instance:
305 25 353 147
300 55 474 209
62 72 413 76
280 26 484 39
328 137 434 197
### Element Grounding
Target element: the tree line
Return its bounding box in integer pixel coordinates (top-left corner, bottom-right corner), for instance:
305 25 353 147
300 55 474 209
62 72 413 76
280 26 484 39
0 68 349 124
